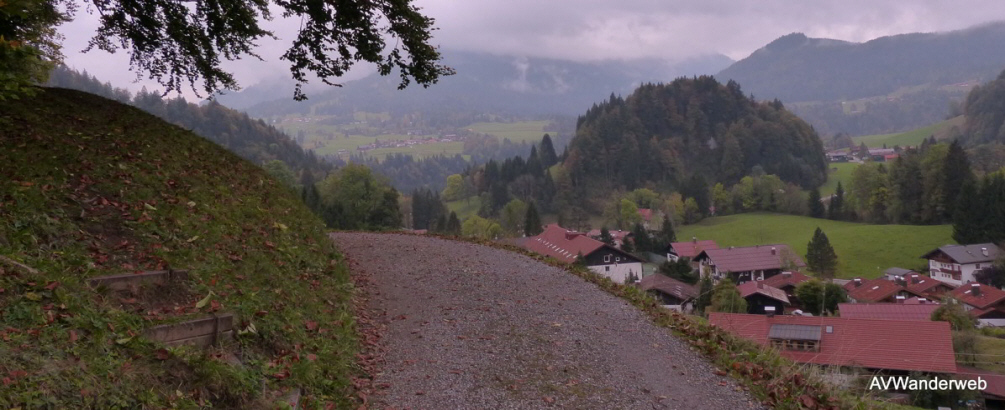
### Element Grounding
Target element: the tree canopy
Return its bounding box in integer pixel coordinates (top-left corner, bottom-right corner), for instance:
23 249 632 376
3 0 452 100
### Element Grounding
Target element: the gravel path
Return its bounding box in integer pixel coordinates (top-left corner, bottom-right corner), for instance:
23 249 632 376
334 232 762 409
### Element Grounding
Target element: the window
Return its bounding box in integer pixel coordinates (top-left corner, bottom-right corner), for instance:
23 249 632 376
605 266 610 272
976 264 982 269
604 255 611 263
616 257 621 262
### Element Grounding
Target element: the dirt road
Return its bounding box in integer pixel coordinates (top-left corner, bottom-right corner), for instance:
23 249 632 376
334 232 761 409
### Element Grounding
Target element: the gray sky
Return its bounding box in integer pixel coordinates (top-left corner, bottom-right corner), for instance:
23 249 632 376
59 1 1005 100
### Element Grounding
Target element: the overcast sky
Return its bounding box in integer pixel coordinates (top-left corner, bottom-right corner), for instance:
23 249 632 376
59 1 1005 100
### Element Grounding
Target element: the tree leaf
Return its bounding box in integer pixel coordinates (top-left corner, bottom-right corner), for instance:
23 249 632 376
195 291 214 309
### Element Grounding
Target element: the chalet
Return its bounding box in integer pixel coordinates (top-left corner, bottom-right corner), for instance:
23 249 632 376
923 243 1002 286
667 238 719 264
760 271 811 308
843 278 919 303
948 283 1005 327
900 273 954 299
637 274 698 312
524 224 644 284
709 313 957 375
736 281 789 315
838 303 939 321
694 244 806 284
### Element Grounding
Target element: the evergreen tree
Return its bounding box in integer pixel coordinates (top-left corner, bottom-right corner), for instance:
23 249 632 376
710 278 747 314
805 227 838 278
655 214 676 249
631 223 653 253
807 188 825 218
827 182 845 220
659 258 697 284
696 275 713 314
524 202 543 236
539 134 559 168
952 178 983 244
941 140 974 221
599 227 615 246
446 212 462 235
795 280 846 316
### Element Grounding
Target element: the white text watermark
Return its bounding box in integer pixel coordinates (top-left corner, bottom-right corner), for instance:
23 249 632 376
869 376 986 391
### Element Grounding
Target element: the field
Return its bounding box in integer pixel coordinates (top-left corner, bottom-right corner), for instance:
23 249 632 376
819 162 860 197
447 197 482 221
465 120 551 144
677 213 953 279
279 117 550 160
852 116 964 148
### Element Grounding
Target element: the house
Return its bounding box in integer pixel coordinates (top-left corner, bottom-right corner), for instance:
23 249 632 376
709 313 957 375
736 281 789 315
694 244 806 284
524 224 644 284
922 243 1002 286
838 303 940 321
667 238 719 264
900 273 954 299
637 274 698 312
843 278 919 303
959 366 1005 408
760 271 812 308
948 283 1005 327
883 267 918 281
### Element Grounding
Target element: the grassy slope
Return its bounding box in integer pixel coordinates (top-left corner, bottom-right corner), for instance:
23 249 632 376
852 116 964 148
465 120 550 144
677 213 953 278
0 88 358 408
819 162 859 197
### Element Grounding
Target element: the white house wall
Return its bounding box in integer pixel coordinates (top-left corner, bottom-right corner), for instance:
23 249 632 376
930 260 986 286
590 262 644 284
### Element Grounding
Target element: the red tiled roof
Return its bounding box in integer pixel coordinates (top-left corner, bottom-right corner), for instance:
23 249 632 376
709 313 957 374
524 224 605 263
638 274 698 301
669 240 719 259
903 273 953 295
737 281 790 304
949 283 1005 310
903 296 939 305
761 271 811 290
838 303 939 321
696 244 806 272
586 229 631 241
845 278 907 303
959 366 1005 399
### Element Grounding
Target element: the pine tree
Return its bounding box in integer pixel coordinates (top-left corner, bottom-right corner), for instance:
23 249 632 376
942 140 974 221
599 227 615 246
805 227 838 278
524 202 543 236
696 275 713 314
631 223 652 253
827 182 844 220
807 188 825 218
710 278 747 314
539 134 559 168
656 214 676 250
952 178 983 244
446 212 462 235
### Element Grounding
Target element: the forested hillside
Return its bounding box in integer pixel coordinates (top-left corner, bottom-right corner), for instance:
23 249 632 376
962 69 1005 146
564 76 826 198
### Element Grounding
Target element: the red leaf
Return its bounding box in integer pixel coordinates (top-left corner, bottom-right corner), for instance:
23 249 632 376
305 320 318 331
154 348 170 360
69 330 78 342
271 370 290 380
255 310 268 317
44 281 60 290
307 354 317 362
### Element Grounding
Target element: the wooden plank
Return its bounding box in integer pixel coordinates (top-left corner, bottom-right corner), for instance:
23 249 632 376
88 269 189 291
145 313 234 347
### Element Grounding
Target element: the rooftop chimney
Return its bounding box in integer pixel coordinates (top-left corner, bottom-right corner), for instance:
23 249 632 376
692 236 697 243
771 246 777 256
783 271 792 278
983 247 989 257
895 295 906 303
972 283 981 296
854 278 862 287
911 275 920 284
765 306 776 317
895 276 905 287
918 298 928 304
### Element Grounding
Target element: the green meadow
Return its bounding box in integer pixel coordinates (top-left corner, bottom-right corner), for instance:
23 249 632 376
852 116 964 148
819 162 860 197
677 212 953 279
465 120 551 143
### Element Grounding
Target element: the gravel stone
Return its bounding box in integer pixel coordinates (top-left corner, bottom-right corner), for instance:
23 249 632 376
334 232 763 409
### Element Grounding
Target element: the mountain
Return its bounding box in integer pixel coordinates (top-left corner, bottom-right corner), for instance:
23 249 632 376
0 88 358 407
216 50 734 118
717 22 1005 136
563 76 826 196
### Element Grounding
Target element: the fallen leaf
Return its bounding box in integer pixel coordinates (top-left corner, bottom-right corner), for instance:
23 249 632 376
154 349 170 360
195 292 214 309
44 281 60 290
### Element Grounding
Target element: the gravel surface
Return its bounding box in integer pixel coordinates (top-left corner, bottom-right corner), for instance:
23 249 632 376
334 232 763 410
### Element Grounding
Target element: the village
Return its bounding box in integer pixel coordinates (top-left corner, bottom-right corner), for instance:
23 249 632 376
513 216 1005 408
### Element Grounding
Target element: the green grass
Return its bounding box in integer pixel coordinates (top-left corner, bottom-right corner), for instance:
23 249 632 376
974 334 1005 373
677 213 953 279
447 197 482 221
0 88 359 408
819 162 859 197
852 116 964 148
465 120 550 144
